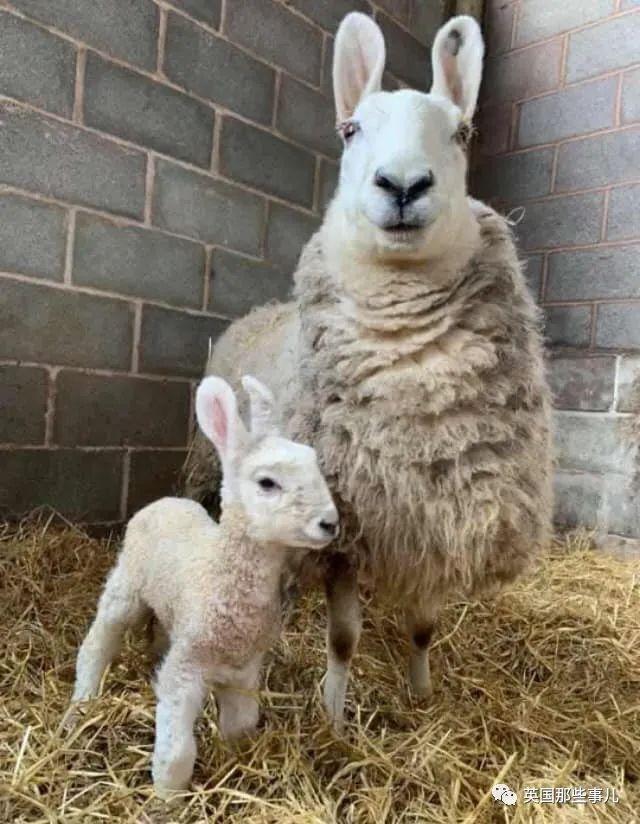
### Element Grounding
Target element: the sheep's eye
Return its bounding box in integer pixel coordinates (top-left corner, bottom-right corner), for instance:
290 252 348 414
258 477 280 491
454 122 472 148
338 120 360 142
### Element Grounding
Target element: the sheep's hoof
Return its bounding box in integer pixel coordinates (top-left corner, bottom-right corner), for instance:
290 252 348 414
408 659 433 700
323 672 346 733
153 781 188 801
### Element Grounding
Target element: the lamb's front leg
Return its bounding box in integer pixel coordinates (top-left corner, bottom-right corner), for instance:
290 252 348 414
324 553 361 732
152 645 208 798
215 654 263 742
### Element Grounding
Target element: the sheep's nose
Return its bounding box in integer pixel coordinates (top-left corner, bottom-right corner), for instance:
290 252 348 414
374 168 434 206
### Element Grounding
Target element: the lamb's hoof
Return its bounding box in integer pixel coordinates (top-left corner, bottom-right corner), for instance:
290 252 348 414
154 781 188 801
408 662 433 700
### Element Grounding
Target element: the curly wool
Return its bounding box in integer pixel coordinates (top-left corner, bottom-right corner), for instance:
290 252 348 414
184 202 553 604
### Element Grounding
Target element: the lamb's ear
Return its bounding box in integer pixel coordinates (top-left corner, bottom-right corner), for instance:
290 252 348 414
333 12 385 123
430 15 484 122
242 375 277 437
196 376 247 470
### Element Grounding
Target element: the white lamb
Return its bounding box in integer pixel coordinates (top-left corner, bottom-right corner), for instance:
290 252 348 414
70 374 338 796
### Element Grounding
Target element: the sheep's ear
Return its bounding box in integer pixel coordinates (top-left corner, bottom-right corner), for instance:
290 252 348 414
333 12 385 123
430 15 484 121
242 375 278 437
196 376 246 469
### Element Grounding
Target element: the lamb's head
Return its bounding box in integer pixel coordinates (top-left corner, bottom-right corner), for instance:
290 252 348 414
329 13 483 263
195 375 338 549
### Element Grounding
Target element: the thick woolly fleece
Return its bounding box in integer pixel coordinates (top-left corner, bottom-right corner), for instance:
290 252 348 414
120 498 282 668
184 201 553 604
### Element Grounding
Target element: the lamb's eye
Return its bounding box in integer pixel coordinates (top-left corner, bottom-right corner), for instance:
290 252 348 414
338 120 360 142
258 477 280 491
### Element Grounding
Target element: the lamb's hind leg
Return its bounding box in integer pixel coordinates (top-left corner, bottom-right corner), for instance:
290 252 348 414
324 553 361 732
72 561 148 701
405 600 442 698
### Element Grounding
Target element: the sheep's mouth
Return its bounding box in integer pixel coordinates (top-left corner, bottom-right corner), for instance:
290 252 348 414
384 221 423 232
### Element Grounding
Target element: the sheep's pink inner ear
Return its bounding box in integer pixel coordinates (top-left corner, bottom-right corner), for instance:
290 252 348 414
210 396 228 455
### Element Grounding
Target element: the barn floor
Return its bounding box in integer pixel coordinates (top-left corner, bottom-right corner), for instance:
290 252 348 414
1 517 639 823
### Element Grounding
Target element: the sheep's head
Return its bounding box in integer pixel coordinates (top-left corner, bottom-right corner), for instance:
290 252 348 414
330 13 483 263
195 375 338 549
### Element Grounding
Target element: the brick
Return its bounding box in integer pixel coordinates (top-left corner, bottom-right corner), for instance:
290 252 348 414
0 11 75 117
0 278 133 369
516 192 604 250
523 254 543 299
225 0 323 85
548 356 616 410
567 13 640 83
554 471 603 529
554 411 636 474
544 305 592 347
0 103 146 218
288 0 371 31
555 128 640 193
73 213 205 308
377 0 411 24
475 102 512 157
319 159 339 210
515 0 613 48
616 356 640 412
595 303 640 350
164 13 274 125
483 39 562 104
321 36 334 98
0 366 47 444
54 371 190 447
209 249 292 318
84 53 214 168
139 305 228 377
621 67 640 124
10 0 158 70
166 0 221 26
547 245 640 301
0 194 66 281
127 450 187 516
0 449 123 521
484 0 515 56
277 75 340 158
607 184 640 241
410 0 446 47
219 118 316 208
604 474 640 538
153 159 264 255
473 148 554 203
517 77 616 148
265 202 321 273
377 13 430 90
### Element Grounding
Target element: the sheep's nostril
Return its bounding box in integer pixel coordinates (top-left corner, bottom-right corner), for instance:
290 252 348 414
374 169 403 198
406 172 434 202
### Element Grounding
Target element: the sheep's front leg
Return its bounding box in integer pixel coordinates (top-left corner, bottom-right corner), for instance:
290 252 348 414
405 601 441 698
72 561 148 701
324 553 361 732
215 655 262 742
152 645 208 798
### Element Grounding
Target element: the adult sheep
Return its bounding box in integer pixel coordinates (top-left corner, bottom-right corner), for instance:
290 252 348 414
183 13 553 729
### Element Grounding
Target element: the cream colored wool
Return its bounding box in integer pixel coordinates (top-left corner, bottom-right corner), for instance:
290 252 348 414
185 198 553 603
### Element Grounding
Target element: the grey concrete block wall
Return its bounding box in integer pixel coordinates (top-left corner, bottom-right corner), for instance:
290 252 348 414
0 0 442 522
476 0 640 541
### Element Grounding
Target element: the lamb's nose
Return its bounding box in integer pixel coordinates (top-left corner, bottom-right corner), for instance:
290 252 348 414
319 519 338 537
374 169 403 200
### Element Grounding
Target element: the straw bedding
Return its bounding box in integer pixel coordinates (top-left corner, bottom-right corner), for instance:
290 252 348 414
1 515 639 823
